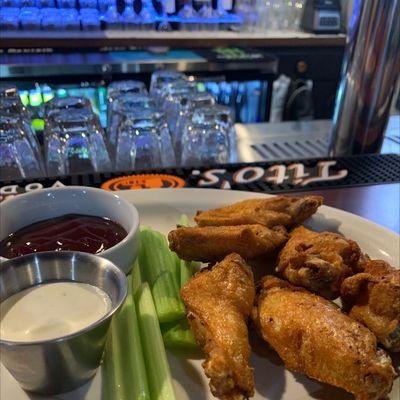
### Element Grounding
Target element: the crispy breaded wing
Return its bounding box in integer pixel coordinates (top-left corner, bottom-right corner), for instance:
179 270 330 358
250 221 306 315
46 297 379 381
194 195 323 228
341 259 400 352
168 224 288 262
276 226 361 299
181 253 255 400
252 276 396 400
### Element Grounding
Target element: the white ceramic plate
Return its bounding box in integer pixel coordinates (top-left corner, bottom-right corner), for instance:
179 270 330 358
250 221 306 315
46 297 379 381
1 189 399 400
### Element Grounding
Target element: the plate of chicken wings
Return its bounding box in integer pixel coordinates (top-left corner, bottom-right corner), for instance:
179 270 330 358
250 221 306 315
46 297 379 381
1 188 398 400
137 188 399 400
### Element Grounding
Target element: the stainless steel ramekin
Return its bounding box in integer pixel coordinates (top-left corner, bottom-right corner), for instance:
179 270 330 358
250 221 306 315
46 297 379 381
0 251 127 395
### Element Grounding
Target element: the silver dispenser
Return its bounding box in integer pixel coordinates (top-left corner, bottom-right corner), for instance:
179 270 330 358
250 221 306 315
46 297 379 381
329 0 400 155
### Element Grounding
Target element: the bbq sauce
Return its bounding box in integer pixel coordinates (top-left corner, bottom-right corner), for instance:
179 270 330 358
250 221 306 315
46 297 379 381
0 214 127 259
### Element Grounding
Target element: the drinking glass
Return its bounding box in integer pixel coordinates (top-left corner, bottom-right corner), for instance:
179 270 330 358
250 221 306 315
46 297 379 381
0 96 32 120
112 106 175 169
107 93 156 150
150 108 176 167
57 0 75 7
44 109 112 176
41 8 63 30
19 7 41 30
61 9 80 31
45 96 93 118
192 104 236 162
0 83 19 99
149 71 186 105
160 80 198 130
114 111 160 171
178 0 199 31
0 115 45 180
122 6 141 30
236 0 258 31
37 0 55 7
79 0 97 7
198 0 219 31
137 0 156 30
80 8 101 30
180 119 229 167
0 8 19 30
173 92 216 161
107 80 148 125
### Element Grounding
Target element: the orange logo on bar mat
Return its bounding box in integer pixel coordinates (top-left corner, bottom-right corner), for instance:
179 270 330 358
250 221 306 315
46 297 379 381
101 174 186 191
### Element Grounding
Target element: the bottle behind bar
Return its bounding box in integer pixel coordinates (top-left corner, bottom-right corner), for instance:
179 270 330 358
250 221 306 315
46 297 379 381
162 0 176 15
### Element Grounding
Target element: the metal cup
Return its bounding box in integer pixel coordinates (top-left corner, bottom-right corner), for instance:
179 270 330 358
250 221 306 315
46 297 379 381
0 251 127 395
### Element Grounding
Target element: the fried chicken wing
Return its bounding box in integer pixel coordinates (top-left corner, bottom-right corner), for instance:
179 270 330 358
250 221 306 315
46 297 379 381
168 224 288 262
341 259 400 352
252 276 396 400
194 195 323 228
276 226 361 299
180 253 255 400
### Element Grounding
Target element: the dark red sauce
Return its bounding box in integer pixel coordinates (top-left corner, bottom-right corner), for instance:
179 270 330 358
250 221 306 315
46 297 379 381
0 214 128 259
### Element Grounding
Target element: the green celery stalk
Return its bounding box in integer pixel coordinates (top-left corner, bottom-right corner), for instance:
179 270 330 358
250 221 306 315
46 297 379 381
132 260 144 296
180 259 200 288
135 282 176 400
139 228 179 288
180 259 193 288
102 319 125 400
162 320 198 351
139 228 185 322
102 275 150 400
175 214 199 287
178 214 192 227
152 270 185 323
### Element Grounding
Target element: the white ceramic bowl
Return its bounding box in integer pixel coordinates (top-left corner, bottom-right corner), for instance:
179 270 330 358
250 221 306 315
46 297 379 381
0 186 140 274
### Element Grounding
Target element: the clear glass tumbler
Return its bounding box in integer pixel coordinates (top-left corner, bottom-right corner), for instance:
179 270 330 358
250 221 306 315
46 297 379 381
107 80 148 125
113 107 175 170
0 115 45 180
0 96 32 120
44 109 112 176
107 93 156 152
180 119 229 167
173 92 216 162
149 71 186 106
115 115 159 171
45 96 93 119
192 104 236 162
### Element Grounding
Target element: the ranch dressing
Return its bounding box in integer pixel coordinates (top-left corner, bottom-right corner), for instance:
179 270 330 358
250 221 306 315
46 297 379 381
0 282 112 342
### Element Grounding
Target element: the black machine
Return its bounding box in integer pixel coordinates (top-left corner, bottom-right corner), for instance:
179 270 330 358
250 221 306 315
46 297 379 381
301 0 342 33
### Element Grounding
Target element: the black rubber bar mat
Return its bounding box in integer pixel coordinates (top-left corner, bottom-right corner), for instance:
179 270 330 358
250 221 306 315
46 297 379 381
1 154 399 202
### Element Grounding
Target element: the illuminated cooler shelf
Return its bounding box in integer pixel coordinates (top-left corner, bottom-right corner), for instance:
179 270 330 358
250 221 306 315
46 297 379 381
0 30 346 49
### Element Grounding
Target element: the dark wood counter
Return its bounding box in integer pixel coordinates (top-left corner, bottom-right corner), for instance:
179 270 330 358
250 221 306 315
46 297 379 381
292 183 400 233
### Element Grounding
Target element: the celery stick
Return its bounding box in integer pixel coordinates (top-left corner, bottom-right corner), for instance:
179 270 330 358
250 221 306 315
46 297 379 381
135 282 176 400
180 258 201 287
152 270 185 323
162 322 198 351
132 260 144 295
139 228 185 322
101 330 116 400
178 214 192 227
102 275 150 400
176 214 199 287
102 315 127 400
139 228 179 287
180 259 192 287
124 301 151 399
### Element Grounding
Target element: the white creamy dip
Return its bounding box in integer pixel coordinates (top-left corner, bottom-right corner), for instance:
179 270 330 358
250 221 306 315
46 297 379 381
0 282 112 342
